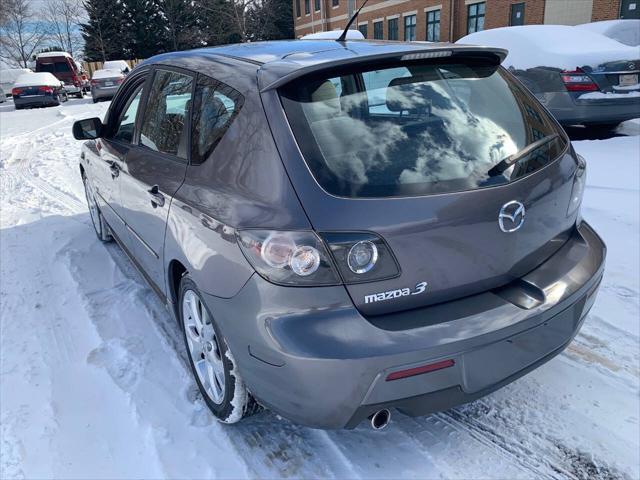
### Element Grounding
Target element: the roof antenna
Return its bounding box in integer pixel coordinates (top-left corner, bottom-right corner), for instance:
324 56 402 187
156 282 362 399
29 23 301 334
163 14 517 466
337 0 371 42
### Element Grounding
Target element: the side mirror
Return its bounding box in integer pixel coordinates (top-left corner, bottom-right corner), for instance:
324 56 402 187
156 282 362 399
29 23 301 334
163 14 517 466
73 117 103 140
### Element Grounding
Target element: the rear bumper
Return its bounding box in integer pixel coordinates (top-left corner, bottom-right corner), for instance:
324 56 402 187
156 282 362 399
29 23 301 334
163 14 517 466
64 84 81 94
539 90 640 125
202 222 605 429
13 95 59 107
91 86 119 100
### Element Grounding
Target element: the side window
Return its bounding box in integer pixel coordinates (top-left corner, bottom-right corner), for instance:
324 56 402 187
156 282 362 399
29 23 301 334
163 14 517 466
191 75 244 165
139 70 193 159
113 85 143 143
363 67 412 116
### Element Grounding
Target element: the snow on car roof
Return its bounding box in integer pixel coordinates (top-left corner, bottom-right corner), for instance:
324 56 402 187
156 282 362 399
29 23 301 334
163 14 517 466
14 72 62 88
577 19 640 47
102 60 129 70
457 25 639 70
36 51 73 59
92 69 124 80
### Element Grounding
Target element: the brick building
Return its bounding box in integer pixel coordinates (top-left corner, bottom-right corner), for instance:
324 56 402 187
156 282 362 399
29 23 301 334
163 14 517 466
293 0 639 41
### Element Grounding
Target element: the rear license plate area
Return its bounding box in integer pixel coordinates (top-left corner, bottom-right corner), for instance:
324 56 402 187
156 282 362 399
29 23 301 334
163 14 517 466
619 74 638 87
462 302 582 393
104 81 114 86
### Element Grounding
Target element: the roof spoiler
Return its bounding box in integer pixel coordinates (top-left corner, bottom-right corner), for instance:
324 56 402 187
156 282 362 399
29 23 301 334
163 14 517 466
259 46 508 92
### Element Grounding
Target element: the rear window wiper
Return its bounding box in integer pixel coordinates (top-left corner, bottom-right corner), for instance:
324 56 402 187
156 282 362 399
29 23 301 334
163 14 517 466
488 133 560 177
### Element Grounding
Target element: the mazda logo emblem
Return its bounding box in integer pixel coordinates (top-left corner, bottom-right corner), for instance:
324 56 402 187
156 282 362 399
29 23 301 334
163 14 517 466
499 201 526 233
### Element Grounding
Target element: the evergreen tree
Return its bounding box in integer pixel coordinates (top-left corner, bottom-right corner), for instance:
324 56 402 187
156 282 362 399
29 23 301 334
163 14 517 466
159 0 199 51
81 0 127 61
247 0 294 41
121 0 167 58
195 0 242 47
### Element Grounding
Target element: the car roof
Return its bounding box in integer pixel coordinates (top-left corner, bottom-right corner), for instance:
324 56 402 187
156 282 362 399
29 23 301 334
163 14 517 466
140 39 506 92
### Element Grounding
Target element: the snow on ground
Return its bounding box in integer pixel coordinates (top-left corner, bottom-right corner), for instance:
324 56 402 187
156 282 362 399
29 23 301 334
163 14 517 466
0 97 638 480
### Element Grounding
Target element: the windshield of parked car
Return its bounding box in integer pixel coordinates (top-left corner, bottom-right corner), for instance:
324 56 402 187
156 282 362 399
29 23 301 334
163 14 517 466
280 58 566 198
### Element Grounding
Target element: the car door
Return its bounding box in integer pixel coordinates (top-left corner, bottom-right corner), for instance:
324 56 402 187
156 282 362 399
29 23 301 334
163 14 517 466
97 73 149 244
118 67 193 294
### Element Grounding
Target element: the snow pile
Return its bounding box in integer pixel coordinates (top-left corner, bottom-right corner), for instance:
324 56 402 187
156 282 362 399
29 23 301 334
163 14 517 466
102 60 130 72
13 72 62 88
579 90 640 100
457 25 640 70
578 19 640 47
91 69 124 80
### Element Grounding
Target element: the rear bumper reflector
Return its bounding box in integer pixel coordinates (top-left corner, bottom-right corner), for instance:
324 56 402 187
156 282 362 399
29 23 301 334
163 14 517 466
386 359 455 381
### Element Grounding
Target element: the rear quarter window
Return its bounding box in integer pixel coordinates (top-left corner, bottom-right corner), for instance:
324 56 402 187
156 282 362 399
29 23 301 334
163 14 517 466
190 75 244 165
280 58 567 198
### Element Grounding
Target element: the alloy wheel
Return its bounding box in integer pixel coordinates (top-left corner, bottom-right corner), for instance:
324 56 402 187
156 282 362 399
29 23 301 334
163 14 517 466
182 289 226 404
83 176 101 236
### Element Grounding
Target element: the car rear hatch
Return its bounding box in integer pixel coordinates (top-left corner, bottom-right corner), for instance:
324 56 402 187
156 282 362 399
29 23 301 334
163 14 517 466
15 85 47 97
576 58 640 100
37 58 74 85
272 48 581 317
92 76 122 88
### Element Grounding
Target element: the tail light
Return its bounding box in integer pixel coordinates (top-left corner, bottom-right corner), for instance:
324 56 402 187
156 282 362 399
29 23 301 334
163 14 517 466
567 154 587 217
72 74 81 86
38 86 54 94
12 87 23 96
91 79 98 86
321 232 400 284
237 230 340 286
116 77 124 84
561 68 598 92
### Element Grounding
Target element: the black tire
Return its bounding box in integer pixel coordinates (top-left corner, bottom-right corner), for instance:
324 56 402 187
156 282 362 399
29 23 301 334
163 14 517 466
179 276 260 423
82 174 112 242
14 105 22 110
75 90 84 99
92 97 98 103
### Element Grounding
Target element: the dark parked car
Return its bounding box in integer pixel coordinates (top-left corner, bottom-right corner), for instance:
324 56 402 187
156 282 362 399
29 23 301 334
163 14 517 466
36 51 85 98
12 72 68 109
73 39 605 430
458 25 640 128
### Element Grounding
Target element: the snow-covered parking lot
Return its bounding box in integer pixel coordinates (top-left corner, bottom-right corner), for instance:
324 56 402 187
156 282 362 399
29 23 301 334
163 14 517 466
1 97 638 479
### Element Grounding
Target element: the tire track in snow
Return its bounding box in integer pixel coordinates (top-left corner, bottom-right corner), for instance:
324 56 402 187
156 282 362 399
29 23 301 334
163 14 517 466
439 400 629 480
1 120 85 215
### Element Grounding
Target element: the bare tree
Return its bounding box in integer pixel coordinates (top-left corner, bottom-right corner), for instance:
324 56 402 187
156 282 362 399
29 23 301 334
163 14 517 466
44 0 84 57
0 0 48 67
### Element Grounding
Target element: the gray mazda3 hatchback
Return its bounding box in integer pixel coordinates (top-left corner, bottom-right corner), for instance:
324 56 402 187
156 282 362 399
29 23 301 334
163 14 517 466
73 38 605 430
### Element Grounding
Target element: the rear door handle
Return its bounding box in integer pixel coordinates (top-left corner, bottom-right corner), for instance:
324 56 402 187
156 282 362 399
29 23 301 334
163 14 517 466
147 185 165 208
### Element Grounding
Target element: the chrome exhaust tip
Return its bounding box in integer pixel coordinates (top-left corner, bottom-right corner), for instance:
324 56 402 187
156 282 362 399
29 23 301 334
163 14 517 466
369 409 391 430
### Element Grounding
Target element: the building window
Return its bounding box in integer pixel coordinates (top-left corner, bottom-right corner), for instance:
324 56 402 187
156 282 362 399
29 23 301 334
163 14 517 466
314 0 320 11
332 0 338 6
358 23 368 38
404 14 416 41
388 17 399 40
467 2 485 33
373 20 383 39
426 9 440 41
304 0 310 14
295 0 301 17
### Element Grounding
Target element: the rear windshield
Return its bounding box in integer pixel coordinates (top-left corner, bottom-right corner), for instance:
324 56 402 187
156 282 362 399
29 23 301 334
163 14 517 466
280 58 567 198
38 62 71 73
